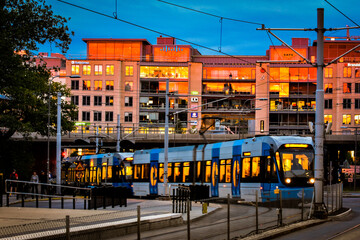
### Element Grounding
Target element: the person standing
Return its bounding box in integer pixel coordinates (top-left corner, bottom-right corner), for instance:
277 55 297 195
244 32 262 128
9 169 18 196
30 171 39 198
39 171 47 196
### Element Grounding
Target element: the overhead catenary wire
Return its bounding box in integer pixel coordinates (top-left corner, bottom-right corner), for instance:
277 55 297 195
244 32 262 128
324 0 360 28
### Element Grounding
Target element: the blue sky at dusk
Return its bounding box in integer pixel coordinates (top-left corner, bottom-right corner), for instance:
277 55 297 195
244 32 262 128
42 0 360 58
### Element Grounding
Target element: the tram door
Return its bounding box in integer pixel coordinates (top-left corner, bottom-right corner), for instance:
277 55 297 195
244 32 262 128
150 149 160 195
232 156 241 197
211 145 220 197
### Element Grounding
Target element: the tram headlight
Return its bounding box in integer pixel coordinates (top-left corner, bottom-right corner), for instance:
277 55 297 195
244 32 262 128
309 178 315 184
285 178 291 184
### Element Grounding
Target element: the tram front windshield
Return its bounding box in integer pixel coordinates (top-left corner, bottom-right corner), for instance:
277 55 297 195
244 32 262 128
278 148 314 178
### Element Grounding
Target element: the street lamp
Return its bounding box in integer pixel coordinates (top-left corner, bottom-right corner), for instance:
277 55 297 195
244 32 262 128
341 126 359 190
47 74 80 183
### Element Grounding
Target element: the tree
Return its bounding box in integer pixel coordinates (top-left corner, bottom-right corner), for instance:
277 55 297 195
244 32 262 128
0 0 76 141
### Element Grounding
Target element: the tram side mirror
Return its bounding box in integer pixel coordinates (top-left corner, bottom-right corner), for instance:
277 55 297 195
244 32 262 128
308 122 314 133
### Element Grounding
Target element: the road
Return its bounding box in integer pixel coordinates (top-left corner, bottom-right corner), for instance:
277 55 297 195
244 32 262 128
275 197 360 240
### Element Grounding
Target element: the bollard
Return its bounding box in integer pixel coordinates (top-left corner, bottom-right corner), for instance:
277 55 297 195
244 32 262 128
36 195 39 208
94 190 97 210
175 188 178 213
61 196 64 209
279 190 283 226
21 194 24 207
103 190 106 209
228 193 231 240
256 191 259 234
49 197 52 209
336 183 338 211
187 198 190 240
172 189 175 213
137 205 141 240
112 189 115 208
73 193 76 209
66 215 70 240
6 193 9 207
84 194 87 210
331 184 334 213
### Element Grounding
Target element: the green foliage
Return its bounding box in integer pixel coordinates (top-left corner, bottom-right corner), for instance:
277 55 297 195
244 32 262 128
0 0 76 140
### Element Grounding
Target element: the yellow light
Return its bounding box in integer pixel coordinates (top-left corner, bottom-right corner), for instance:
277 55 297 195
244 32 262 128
243 152 251 156
125 157 134 161
90 160 94 167
284 144 308 148
102 162 107 166
309 178 315 184
285 178 291 184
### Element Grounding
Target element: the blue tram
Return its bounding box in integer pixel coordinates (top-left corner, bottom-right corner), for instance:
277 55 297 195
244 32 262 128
132 136 315 202
62 152 134 189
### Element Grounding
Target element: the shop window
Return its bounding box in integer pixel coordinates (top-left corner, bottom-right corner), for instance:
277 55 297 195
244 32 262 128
94 65 102 75
106 80 114 90
94 80 102 90
343 83 352 93
125 66 133 76
343 114 351 125
343 67 352 78
106 65 114 75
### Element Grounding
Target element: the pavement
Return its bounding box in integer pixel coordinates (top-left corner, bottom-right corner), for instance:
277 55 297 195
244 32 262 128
0 193 355 240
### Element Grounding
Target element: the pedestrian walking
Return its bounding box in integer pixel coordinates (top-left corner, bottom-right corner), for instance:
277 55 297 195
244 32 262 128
30 171 39 198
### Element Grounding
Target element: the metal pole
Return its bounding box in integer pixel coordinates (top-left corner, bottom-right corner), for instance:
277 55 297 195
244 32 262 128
354 128 357 191
314 8 326 217
56 92 62 186
95 125 99 154
66 215 70 240
47 77 52 183
137 205 141 240
187 198 190 240
256 191 259 234
228 193 231 240
116 114 120 152
164 78 169 196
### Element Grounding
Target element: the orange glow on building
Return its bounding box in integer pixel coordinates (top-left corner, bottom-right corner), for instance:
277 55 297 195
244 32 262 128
153 46 190 62
270 48 308 61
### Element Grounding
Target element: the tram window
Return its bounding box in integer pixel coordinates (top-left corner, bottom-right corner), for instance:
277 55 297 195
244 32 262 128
142 164 150 180
90 167 96 183
97 167 101 184
174 163 181 182
134 165 141 180
159 163 164 183
101 164 112 180
252 157 261 177
168 163 173 182
275 152 281 171
85 168 89 183
183 162 190 182
196 161 202 182
282 153 293 171
242 158 251 178
265 157 278 183
113 166 119 182
295 154 309 170
205 161 211 183
220 159 231 183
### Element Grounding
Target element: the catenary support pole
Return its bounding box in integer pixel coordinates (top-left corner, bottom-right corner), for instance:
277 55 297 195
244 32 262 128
116 114 120 152
164 78 169 196
314 8 326 218
56 92 62 186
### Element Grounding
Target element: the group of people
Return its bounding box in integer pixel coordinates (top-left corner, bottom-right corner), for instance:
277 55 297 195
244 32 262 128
9 169 53 196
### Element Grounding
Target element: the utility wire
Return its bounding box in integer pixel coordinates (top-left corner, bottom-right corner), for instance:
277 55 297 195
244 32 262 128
56 0 255 65
324 0 360 27
157 0 263 26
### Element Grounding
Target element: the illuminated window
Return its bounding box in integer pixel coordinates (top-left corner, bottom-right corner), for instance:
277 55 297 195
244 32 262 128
105 111 113 122
344 67 352 78
343 83 352 93
82 65 91 75
242 158 251 178
183 162 190 182
168 163 173 182
140 66 189 79
324 67 333 78
205 161 211 183
252 157 260 177
324 115 332 123
125 82 133 91
72 65 79 75
269 83 289 97
355 115 360 125
325 83 333 93
343 114 351 125
219 159 231 183
83 80 91 90
159 163 164 183
124 112 133 122
94 96 102 106
106 80 114 90
94 65 102 75
94 80 102 90
174 162 181 182
106 65 114 75
356 69 360 78
125 66 133 76
105 96 113 106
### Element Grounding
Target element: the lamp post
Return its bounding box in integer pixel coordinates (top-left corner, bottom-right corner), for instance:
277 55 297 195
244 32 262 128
47 74 80 183
342 126 359 190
